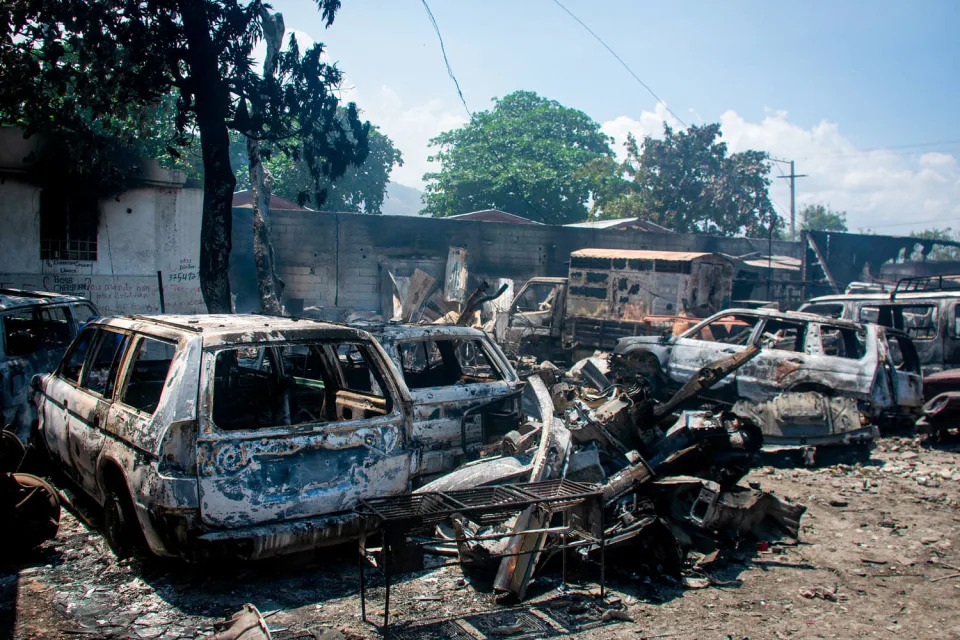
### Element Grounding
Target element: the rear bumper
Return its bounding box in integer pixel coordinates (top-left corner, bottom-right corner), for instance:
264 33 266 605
141 505 365 561
761 424 880 449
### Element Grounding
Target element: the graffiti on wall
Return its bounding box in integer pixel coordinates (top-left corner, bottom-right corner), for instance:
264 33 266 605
1 273 161 315
162 257 205 312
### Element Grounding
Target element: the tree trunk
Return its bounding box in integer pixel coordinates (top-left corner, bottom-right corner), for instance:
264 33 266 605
248 8 285 316
248 137 285 315
181 0 235 313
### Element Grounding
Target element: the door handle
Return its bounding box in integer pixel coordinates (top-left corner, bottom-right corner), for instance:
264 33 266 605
63 399 68 410
92 415 100 429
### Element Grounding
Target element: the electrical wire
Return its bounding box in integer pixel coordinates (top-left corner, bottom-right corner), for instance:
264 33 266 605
549 0 687 127
419 0 549 221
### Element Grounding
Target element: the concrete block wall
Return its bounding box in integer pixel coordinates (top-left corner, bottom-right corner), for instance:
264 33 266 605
230 209 802 317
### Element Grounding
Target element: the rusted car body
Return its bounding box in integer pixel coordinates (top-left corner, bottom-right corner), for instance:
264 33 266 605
611 309 924 445
798 276 960 373
33 315 522 560
1 289 98 442
371 324 523 480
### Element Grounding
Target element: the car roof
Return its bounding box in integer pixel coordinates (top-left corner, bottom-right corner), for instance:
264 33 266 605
373 323 490 341
0 288 92 312
710 307 864 330
93 314 375 347
803 291 960 304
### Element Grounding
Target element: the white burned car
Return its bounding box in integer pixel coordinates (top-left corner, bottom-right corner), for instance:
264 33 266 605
371 324 523 480
33 315 519 560
612 309 924 445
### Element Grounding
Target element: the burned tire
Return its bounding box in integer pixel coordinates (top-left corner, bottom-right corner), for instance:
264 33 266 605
1 472 61 551
103 485 143 559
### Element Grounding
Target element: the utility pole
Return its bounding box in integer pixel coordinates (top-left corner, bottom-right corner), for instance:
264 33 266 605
776 160 807 241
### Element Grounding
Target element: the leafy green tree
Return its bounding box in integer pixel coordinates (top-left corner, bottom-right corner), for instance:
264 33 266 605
0 0 368 312
800 204 848 232
422 91 615 224
234 120 403 213
593 125 781 237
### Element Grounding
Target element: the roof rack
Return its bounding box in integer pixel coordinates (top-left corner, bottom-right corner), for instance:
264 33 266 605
891 274 960 300
126 314 204 333
0 288 64 299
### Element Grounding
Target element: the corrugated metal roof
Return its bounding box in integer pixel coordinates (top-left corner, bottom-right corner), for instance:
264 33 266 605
570 248 721 262
447 209 543 225
565 217 673 232
233 190 312 211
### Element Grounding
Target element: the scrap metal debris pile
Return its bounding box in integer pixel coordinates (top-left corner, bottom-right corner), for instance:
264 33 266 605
372 348 806 602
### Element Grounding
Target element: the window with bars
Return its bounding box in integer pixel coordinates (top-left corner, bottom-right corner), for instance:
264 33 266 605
39 189 99 261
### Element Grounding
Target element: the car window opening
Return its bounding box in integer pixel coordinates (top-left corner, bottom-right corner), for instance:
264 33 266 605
689 314 761 345
819 325 866 359
3 306 73 356
122 337 176 415
859 304 938 340
212 341 392 431
399 338 505 389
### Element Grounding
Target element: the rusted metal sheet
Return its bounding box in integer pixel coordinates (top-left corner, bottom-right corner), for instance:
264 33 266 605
566 250 734 321
733 392 877 449
444 246 468 303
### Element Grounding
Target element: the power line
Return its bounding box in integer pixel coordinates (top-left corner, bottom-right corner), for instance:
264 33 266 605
549 0 687 127
798 140 960 161
865 216 960 230
419 0 548 221
419 0 470 119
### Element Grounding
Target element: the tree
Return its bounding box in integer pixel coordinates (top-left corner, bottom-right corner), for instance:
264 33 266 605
0 0 369 313
800 204 848 232
593 125 781 237
422 91 615 224
234 118 403 213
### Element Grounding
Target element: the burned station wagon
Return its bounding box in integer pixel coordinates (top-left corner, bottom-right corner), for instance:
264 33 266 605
611 309 924 447
1 288 98 443
33 314 513 560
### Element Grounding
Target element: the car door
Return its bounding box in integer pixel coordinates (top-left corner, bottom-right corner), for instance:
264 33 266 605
68 328 130 497
666 313 762 391
196 339 413 528
735 317 810 400
880 330 924 409
394 335 521 473
40 326 98 470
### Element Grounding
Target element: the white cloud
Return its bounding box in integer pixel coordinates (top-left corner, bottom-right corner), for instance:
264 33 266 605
602 107 960 234
347 85 467 189
250 28 464 190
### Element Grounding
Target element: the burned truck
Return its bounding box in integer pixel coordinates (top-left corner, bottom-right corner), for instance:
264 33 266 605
495 249 735 362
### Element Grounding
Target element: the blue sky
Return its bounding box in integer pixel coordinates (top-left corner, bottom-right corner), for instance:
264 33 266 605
268 0 960 232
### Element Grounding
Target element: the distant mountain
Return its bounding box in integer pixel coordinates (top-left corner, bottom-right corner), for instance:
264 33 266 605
382 182 424 216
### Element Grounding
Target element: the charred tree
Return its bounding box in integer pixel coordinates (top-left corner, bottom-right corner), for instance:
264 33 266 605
247 8 285 316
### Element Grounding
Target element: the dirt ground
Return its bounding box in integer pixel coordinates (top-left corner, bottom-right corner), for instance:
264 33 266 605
3 435 959 640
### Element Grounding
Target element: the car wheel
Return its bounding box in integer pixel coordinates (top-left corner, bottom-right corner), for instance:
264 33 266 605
103 487 141 559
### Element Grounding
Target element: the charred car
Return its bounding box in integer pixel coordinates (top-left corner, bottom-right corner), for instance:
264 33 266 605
32 314 520 560
611 309 924 446
370 324 522 480
1 288 98 443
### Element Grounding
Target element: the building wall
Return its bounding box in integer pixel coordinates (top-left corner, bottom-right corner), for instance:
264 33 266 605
0 164 204 315
230 209 802 318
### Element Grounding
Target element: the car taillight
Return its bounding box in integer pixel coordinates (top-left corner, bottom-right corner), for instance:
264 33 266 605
157 420 198 477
